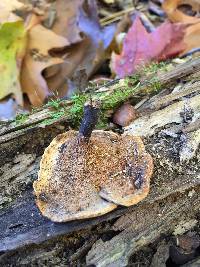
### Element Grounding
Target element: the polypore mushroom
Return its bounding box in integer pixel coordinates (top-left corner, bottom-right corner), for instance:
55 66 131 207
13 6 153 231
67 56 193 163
33 101 153 222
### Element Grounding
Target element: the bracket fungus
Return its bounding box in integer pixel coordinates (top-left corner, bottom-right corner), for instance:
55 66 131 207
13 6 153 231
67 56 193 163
33 101 153 222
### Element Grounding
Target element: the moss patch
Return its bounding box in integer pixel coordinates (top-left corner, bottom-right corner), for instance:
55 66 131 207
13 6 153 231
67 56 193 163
14 113 29 125
50 68 162 129
13 61 168 129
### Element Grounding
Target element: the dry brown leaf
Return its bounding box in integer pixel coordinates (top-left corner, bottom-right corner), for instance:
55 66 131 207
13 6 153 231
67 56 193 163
52 0 83 44
46 0 116 97
182 22 200 53
162 0 200 24
0 0 26 23
45 37 92 96
21 24 70 106
43 0 85 96
163 0 200 54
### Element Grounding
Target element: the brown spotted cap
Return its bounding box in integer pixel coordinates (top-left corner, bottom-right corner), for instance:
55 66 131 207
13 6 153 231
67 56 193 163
33 129 153 222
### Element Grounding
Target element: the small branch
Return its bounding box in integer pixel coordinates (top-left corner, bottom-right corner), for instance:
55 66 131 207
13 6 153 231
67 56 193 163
78 100 100 141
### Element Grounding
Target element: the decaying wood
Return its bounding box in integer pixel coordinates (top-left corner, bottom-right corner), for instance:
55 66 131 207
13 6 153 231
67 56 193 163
0 57 200 266
183 257 200 267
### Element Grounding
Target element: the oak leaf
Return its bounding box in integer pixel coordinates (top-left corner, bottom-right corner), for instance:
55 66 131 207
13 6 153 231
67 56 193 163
162 0 200 24
111 16 186 78
162 0 200 55
52 0 84 44
45 0 116 97
182 22 200 54
20 24 70 106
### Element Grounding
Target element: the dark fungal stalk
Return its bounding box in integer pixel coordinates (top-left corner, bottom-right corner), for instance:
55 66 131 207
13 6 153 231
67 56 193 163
78 100 100 141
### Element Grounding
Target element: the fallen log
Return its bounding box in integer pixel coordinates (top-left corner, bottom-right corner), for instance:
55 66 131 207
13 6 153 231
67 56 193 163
0 57 200 266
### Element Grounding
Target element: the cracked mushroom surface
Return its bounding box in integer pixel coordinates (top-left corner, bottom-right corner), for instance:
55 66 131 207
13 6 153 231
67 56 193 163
33 103 153 222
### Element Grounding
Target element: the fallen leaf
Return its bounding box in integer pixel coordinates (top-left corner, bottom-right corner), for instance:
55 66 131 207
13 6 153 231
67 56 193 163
0 20 27 105
111 16 186 78
0 0 24 10
21 24 70 106
162 0 200 24
45 36 92 98
46 0 116 97
52 0 83 44
78 0 115 49
162 0 200 55
0 0 26 23
183 22 200 53
43 0 86 96
158 23 187 60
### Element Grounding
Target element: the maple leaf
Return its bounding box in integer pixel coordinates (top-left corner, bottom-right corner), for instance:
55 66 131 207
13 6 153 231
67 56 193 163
111 16 186 78
158 23 187 60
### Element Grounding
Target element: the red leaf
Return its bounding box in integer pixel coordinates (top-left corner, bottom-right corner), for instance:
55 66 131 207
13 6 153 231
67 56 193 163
158 23 187 61
111 16 186 78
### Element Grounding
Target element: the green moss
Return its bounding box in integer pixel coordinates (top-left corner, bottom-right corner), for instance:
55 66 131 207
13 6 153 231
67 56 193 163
14 71 162 129
102 81 140 110
46 98 62 110
41 66 164 129
147 76 162 93
51 109 66 120
124 73 140 86
96 113 109 129
69 94 89 127
67 79 141 128
43 117 61 126
142 61 167 74
14 113 28 125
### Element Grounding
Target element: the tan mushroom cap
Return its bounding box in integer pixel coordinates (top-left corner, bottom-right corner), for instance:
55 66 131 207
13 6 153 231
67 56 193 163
33 130 153 222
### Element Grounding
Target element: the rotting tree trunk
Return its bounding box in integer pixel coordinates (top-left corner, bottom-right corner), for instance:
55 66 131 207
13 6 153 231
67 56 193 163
0 58 200 266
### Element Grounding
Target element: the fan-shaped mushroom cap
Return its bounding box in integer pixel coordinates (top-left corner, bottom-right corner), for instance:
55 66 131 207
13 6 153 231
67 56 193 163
99 134 153 206
33 130 153 222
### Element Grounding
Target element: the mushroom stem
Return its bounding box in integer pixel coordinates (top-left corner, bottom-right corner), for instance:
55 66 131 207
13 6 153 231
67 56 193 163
78 101 100 141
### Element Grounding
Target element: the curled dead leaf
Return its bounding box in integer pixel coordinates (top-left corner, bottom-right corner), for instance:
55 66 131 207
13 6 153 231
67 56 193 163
21 24 70 106
46 0 116 98
163 0 200 55
162 0 200 24
183 22 200 54
52 0 83 44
